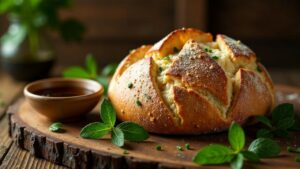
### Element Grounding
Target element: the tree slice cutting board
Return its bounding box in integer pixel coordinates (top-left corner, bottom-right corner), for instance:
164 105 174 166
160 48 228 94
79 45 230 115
8 85 300 169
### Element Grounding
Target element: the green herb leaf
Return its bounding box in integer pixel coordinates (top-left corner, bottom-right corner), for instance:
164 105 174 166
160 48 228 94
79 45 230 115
63 66 91 78
100 99 116 127
229 122 245 151
117 122 149 141
86 54 97 78
80 122 111 139
272 103 294 125
185 143 191 150
273 129 290 138
111 127 124 147
156 145 162 151
276 117 295 130
102 63 118 76
256 116 272 128
231 153 244 169
241 151 260 163
287 146 300 153
296 156 300 163
256 129 273 138
49 122 62 132
248 138 280 158
193 144 235 165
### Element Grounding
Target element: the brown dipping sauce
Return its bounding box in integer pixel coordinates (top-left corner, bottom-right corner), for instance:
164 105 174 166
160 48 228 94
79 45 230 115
34 87 93 97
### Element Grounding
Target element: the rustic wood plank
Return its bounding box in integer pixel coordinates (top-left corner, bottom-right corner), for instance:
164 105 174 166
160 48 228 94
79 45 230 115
6 85 300 169
0 143 67 169
0 116 12 166
0 73 25 118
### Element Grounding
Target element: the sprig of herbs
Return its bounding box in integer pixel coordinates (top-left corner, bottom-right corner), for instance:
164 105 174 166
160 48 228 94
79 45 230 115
256 103 300 138
63 54 118 94
49 122 62 132
80 99 149 147
193 122 280 169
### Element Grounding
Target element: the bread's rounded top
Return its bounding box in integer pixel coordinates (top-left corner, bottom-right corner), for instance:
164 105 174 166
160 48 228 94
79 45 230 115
109 28 275 134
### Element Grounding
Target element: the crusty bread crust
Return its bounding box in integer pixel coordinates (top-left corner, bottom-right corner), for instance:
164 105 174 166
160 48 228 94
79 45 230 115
108 28 275 134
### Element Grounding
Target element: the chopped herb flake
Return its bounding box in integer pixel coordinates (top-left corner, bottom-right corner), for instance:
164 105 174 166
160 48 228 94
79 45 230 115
185 143 191 150
123 150 129 154
162 56 170 61
156 145 162 151
173 47 180 53
176 146 184 151
256 66 262 73
136 100 142 107
159 67 163 72
212 56 219 60
144 94 151 100
128 83 133 89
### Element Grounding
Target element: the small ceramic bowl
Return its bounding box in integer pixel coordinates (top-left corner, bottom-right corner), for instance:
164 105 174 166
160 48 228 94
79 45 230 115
24 78 103 121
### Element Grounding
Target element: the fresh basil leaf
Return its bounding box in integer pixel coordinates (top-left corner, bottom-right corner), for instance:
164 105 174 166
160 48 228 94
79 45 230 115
102 63 118 76
229 122 245 151
272 103 294 124
63 66 91 79
248 138 280 158
86 54 97 78
241 151 260 163
80 122 111 139
100 99 116 127
273 129 290 138
276 117 295 130
231 153 244 169
256 116 272 128
96 76 108 94
117 122 149 141
111 127 124 147
256 129 273 138
287 146 300 153
193 144 235 165
49 122 62 132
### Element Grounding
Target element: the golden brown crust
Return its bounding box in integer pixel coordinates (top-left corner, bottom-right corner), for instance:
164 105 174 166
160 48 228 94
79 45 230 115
216 34 256 64
167 40 229 106
146 28 213 59
108 28 275 135
109 57 179 134
172 86 230 134
229 69 273 123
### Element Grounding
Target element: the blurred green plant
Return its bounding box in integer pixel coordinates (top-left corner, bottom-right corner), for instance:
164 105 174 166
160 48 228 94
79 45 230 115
0 0 85 56
63 54 118 95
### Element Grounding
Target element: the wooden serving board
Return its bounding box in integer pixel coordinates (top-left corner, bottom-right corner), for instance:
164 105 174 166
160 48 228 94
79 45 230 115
8 85 300 169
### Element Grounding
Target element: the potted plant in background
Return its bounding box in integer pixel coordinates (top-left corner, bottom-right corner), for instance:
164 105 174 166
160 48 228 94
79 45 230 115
0 0 85 81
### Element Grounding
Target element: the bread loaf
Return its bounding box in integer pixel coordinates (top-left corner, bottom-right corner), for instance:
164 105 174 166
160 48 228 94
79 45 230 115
108 28 275 134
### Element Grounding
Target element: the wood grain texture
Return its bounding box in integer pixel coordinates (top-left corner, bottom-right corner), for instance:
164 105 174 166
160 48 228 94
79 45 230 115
0 116 12 166
0 73 25 118
7 85 300 169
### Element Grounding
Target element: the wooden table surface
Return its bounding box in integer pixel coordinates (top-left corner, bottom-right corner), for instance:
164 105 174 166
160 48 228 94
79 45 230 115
0 69 299 169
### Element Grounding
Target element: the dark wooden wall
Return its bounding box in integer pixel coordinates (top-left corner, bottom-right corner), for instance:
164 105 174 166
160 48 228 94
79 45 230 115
1 0 300 68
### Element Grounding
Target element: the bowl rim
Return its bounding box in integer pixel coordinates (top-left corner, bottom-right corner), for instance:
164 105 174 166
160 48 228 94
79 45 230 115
24 78 104 100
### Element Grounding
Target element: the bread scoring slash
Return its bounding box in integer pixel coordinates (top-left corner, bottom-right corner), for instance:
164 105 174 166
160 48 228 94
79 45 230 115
108 28 275 134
